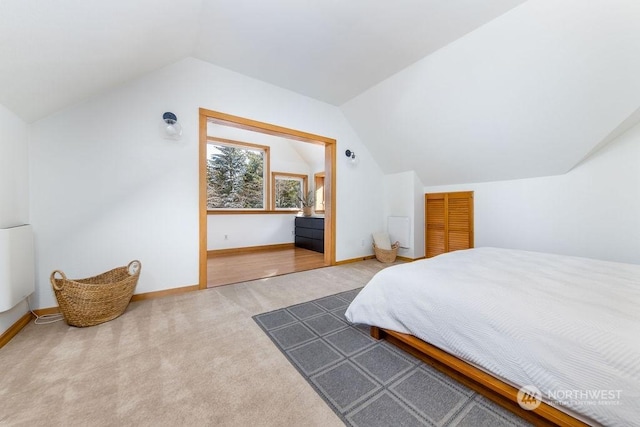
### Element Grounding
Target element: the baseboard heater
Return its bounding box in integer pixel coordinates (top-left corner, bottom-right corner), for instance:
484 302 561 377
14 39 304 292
0 224 35 312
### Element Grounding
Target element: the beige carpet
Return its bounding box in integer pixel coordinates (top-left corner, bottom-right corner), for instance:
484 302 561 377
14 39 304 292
0 260 395 426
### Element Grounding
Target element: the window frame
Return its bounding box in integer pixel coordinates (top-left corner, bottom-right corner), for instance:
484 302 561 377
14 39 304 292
270 172 308 211
314 172 325 213
206 137 271 213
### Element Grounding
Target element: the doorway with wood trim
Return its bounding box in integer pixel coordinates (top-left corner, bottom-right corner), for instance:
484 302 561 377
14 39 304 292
198 109 337 288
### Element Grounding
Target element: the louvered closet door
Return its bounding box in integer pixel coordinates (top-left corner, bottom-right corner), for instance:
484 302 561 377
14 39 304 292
425 194 446 258
425 191 474 257
447 192 473 251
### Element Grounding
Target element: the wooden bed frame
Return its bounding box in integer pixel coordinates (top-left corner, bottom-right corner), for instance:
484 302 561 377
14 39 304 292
370 326 590 427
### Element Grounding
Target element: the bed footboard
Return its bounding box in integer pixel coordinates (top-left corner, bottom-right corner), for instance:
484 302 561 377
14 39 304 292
369 326 587 427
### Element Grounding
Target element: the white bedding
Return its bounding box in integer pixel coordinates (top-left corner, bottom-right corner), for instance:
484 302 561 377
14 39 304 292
344 247 640 426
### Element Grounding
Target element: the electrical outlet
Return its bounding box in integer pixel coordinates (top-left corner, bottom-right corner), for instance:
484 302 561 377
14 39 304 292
224 234 229 240
361 239 365 246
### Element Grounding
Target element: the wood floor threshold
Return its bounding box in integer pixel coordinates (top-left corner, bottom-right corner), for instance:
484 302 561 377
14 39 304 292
208 265 329 288
0 312 34 349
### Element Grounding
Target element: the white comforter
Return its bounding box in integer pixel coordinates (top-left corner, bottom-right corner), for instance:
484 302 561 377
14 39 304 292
345 247 640 426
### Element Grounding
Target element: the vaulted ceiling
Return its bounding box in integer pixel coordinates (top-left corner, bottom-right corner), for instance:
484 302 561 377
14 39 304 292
342 0 640 185
1 0 638 186
0 0 525 122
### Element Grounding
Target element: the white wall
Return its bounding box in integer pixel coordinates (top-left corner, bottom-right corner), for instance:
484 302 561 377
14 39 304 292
412 171 425 259
208 214 298 250
382 171 425 259
0 103 30 335
423 121 640 265
0 104 29 227
29 57 385 309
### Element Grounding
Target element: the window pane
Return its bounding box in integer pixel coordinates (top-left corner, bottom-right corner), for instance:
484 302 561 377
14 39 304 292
274 178 302 209
314 174 325 213
207 144 265 209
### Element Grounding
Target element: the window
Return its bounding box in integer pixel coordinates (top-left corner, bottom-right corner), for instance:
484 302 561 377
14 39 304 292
271 172 308 210
314 172 325 213
206 138 269 210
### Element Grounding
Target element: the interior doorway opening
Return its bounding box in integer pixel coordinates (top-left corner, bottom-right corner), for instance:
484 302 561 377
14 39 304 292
198 108 337 288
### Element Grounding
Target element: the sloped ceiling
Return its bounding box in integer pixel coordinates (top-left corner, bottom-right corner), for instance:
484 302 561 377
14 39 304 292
2 0 638 187
0 0 203 122
194 0 526 107
0 0 524 123
342 0 640 185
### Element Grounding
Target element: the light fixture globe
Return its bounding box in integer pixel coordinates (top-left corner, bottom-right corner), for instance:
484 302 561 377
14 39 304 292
345 149 357 164
162 112 183 140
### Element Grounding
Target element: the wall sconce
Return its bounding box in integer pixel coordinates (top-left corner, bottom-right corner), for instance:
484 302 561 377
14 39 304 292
162 112 183 140
345 149 357 165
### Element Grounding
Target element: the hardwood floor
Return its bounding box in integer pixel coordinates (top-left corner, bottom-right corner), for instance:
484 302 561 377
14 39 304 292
207 247 326 287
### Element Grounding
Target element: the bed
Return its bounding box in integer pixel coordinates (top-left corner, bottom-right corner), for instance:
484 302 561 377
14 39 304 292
344 247 640 426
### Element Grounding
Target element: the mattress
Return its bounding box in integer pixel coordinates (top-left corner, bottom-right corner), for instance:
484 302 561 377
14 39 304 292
344 247 640 426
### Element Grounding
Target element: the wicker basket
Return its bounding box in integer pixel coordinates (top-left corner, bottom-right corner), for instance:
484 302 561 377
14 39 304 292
373 241 400 263
50 260 141 327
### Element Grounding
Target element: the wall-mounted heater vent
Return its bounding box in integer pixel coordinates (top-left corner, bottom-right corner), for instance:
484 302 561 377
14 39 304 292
0 224 35 312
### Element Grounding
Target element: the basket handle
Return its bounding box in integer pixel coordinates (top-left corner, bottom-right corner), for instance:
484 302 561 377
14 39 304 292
127 260 142 276
50 270 67 291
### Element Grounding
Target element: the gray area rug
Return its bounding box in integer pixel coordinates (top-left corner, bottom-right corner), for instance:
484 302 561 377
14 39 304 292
253 288 530 427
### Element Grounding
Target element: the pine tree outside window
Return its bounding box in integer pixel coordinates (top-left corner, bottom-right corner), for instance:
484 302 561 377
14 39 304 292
271 173 308 210
206 140 269 210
